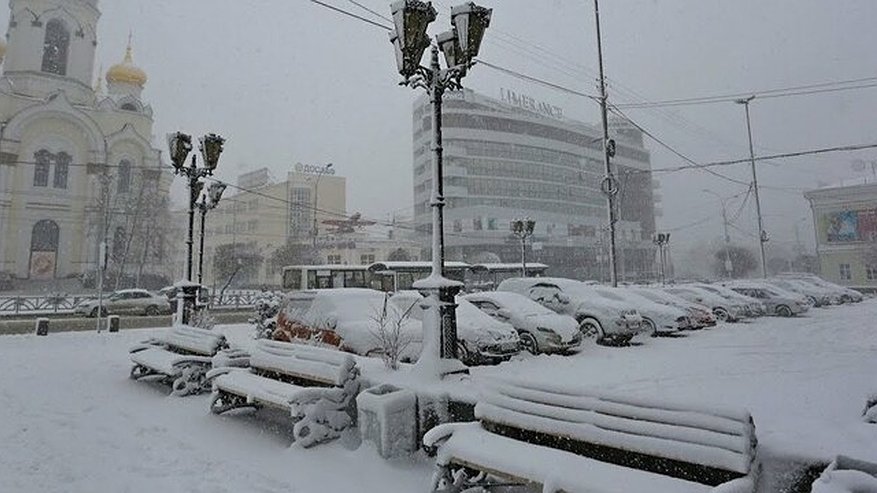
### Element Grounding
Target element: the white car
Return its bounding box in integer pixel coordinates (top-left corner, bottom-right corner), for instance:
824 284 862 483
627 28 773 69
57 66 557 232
626 287 717 329
663 286 746 322
591 286 690 335
778 274 863 303
498 277 644 346
463 291 582 355
689 283 766 318
722 281 808 317
74 289 171 317
275 289 423 362
766 278 838 307
388 291 521 365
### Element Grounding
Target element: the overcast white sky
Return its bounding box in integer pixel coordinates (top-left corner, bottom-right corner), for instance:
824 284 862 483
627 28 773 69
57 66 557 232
5 0 877 258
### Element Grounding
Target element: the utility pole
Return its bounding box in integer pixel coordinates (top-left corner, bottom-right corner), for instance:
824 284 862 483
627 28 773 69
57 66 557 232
593 0 619 287
736 96 768 278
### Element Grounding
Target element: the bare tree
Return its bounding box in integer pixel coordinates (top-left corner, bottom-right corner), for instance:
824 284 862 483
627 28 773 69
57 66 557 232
369 294 415 370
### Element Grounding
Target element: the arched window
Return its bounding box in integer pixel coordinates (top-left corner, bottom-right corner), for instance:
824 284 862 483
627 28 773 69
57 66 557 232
120 103 138 112
117 159 131 193
42 19 70 76
33 150 51 187
112 227 126 259
31 220 60 252
54 152 70 189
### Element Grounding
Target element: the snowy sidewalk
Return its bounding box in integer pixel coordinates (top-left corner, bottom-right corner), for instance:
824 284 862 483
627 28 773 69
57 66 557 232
1 301 876 492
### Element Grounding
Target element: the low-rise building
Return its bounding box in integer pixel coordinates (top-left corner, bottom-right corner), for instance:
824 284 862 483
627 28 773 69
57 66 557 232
804 179 877 290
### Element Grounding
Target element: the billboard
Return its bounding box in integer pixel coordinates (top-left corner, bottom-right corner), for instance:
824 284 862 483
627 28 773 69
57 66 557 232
823 209 877 243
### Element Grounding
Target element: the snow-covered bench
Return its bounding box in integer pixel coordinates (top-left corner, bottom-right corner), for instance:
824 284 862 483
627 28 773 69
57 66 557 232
129 325 228 396
207 339 360 447
424 380 759 493
812 455 877 492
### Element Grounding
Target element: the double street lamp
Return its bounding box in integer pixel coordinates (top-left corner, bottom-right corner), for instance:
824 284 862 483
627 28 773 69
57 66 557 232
389 0 491 376
511 218 536 277
167 132 226 323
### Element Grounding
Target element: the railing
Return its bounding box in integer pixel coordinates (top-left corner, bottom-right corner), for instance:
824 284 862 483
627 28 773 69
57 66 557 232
0 290 267 317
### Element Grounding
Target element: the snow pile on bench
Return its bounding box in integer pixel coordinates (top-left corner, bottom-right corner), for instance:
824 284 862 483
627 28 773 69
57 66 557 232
812 455 877 493
129 325 227 396
425 378 758 492
209 339 360 447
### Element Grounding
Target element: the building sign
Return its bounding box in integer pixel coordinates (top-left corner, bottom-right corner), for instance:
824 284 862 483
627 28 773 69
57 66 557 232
500 88 563 119
295 163 336 176
823 209 877 242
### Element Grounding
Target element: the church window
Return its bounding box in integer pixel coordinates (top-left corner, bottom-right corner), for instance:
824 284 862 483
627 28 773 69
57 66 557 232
117 160 132 193
42 19 70 76
31 220 60 253
120 103 138 112
53 152 70 189
33 150 51 187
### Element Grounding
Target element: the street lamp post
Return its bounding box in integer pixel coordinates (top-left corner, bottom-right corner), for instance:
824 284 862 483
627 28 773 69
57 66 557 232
511 218 536 277
652 232 670 285
167 132 225 324
197 182 227 287
735 96 769 278
703 189 734 278
389 0 491 376
312 163 333 248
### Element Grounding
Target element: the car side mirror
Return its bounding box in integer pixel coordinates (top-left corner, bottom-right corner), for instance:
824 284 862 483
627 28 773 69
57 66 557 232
558 294 571 305
324 316 338 330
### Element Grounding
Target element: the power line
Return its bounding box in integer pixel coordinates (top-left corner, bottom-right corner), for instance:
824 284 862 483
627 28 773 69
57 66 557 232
615 76 877 109
345 0 392 23
307 0 392 30
476 59 597 100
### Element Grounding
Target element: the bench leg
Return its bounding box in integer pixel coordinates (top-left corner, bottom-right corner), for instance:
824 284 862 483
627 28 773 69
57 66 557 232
130 364 155 380
209 390 254 415
171 364 208 397
431 464 494 493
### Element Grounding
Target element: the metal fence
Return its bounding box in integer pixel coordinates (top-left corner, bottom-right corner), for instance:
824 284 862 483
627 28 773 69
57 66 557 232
0 290 265 317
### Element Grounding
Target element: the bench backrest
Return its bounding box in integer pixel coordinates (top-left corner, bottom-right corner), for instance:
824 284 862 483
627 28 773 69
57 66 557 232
476 380 756 487
250 339 356 387
158 325 226 356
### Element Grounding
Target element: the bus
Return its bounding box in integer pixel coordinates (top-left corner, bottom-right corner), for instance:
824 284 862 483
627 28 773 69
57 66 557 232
367 261 472 292
281 265 372 291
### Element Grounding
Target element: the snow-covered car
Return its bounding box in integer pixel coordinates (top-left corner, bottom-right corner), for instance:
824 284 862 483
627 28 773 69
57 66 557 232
497 277 644 345
591 286 691 335
275 288 423 362
463 291 582 354
388 291 521 365
773 278 841 306
689 283 766 318
778 273 863 303
74 289 171 317
723 281 809 317
663 286 746 322
626 287 717 329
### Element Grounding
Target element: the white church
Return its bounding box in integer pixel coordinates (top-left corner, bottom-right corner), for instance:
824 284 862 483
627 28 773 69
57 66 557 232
0 0 174 288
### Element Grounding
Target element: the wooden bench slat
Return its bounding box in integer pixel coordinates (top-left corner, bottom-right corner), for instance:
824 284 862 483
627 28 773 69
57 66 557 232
477 402 752 476
494 382 751 437
486 391 751 455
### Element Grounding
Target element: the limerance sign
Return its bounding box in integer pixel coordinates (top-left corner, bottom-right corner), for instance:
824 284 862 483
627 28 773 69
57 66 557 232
500 88 564 119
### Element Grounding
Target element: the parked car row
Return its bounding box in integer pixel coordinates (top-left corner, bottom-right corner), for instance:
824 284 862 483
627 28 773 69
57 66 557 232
258 273 862 368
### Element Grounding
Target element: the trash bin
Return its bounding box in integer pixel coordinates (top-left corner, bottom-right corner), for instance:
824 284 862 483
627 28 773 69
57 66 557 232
35 318 49 336
107 315 120 333
357 384 417 459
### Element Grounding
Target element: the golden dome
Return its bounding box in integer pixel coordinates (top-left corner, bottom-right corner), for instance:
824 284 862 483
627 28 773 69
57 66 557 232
106 39 146 87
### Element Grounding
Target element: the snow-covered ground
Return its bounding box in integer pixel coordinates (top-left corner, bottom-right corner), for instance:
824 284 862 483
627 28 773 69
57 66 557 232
1 300 876 492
